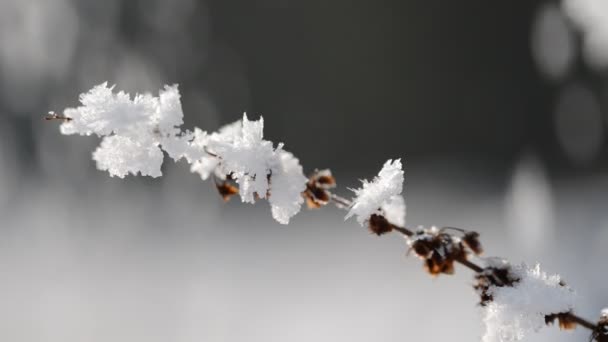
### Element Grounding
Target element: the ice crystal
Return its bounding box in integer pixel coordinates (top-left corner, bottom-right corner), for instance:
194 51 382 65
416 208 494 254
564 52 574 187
210 114 280 203
481 263 576 342
345 159 405 226
268 151 308 224
381 194 406 227
59 83 186 177
56 84 307 224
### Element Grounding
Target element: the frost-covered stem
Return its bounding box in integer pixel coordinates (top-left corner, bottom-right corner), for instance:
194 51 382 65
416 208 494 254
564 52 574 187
329 193 351 208
328 195 597 332
50 83 604 340
569 314 597 331
390 224 414 237
456 256 485 273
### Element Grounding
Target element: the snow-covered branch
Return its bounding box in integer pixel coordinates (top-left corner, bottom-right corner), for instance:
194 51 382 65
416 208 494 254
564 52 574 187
48 83 607 342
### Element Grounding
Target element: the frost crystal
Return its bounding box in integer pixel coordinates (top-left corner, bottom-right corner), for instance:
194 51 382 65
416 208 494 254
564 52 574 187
60 83 187 178
56 84 308 224
345 159 405 226
93 135 164 178
268 151 308 224
481 263 576 342
210 114 277 203
381 195 406 227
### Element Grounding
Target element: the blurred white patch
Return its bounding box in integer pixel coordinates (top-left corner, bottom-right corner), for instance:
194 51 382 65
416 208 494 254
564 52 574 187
0 0 79 113
505 154 555 253
531 3 575 80
555 84 603 165
562 0 608 70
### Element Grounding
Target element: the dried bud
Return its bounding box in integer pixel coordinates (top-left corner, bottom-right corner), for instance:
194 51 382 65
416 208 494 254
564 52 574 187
425 250 456 275
592 310 608 342
473 263 518 306
410 239 432 258
425 251 445 275
216 181 239 202
462 231 483 255
408 227 467 276
315 172 336 188
368 214 393 236
303 169 336 209
545 312 577 330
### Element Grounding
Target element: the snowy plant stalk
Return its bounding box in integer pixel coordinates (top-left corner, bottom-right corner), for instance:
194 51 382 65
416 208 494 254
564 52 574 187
47 83 607 342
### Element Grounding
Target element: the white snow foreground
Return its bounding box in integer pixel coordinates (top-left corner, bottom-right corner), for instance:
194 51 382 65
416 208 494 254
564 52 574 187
345 159 406 227
481 263 576 342
58 83 308 224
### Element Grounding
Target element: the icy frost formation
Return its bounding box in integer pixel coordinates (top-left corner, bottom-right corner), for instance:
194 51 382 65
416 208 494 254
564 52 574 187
345 159 405 226
482 263 576 342
58 83 307 224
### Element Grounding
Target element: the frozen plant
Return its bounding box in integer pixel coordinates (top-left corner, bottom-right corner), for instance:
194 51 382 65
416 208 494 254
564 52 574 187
345 159 406 228
480 263 576 342
52 84 306 224
47 83 606 341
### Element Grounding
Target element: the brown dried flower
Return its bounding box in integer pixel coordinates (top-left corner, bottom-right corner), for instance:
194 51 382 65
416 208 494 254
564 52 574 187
215 181 239 202
409 228 467 276
592 311 608 342
368 214 393 236
303 169 336 209
545 312 577 330
473 262 518 306
462 231 483 255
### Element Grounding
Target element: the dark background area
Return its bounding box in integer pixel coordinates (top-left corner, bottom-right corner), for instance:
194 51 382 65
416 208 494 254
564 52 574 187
2 0 595 176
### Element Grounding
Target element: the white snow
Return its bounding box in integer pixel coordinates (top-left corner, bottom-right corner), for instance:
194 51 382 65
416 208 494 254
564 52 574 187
481 263 576 342
381 195 406 227
56 84 308 224
60 83 186 178
268 151 308 224
345 159 405 226
210 114 277 203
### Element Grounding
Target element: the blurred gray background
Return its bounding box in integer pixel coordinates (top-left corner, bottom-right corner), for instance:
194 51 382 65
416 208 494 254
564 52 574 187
0 0 607 341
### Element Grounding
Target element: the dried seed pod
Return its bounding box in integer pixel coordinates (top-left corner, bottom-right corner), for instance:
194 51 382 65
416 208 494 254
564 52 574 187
545 312 577 330
303 169 336 209
462 231 483 255
216 181 239 202
367 214 393 236
409 227 466 276
425 250 446 275
410 239 432 258
473 264 519 306
315 170 336 188
592 310 608 342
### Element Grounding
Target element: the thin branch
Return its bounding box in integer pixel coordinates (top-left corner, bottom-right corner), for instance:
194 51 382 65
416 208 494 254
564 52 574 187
327 195 599 333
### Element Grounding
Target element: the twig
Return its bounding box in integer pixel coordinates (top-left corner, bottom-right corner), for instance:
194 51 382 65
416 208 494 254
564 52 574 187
327 195 599 333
